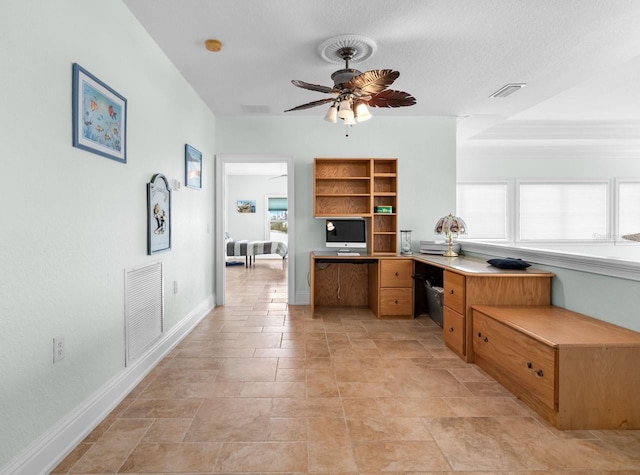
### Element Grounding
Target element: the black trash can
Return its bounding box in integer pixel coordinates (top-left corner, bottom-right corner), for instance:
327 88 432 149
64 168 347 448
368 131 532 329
425 281 444 327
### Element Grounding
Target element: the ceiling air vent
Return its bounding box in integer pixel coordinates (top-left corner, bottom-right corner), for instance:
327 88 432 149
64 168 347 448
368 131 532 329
490 83 527 98
242 104 271 114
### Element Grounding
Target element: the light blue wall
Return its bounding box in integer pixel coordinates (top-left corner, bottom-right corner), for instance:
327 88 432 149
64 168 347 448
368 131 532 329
216 116 458 298
0 0 216 467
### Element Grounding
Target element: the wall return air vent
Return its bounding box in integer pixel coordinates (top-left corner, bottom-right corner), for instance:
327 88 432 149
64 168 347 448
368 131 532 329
490 83 527 98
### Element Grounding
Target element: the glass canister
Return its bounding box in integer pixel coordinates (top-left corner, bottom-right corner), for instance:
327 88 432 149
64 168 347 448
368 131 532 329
400 230 412 255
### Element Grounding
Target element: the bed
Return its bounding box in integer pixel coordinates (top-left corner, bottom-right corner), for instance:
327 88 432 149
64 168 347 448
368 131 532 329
225 235 288 267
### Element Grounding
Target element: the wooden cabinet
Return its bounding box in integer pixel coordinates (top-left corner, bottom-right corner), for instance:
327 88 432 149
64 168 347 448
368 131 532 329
378 259 413 317
314 158 398 255
474 310 556 410
443 271 466 356
472 305 640 430
414 255 554 362
443 306 465 356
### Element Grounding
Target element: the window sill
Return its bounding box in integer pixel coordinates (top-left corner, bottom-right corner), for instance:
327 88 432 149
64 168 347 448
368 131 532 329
460 241 640 282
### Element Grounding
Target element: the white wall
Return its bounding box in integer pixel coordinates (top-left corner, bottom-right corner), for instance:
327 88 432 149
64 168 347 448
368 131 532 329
0 0 216 469
216 116 458 301
226 175 287 241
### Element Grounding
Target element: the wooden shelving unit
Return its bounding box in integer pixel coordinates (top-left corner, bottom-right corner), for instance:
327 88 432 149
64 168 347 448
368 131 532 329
314 158 398 255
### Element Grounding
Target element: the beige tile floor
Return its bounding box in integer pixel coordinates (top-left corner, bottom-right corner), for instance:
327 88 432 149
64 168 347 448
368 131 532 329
53 259 640 474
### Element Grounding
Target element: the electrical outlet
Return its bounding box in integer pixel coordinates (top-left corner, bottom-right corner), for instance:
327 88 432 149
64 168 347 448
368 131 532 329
53 335 65 363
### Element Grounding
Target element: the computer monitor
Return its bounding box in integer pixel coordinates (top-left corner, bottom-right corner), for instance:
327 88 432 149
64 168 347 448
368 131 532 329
325 218 366 250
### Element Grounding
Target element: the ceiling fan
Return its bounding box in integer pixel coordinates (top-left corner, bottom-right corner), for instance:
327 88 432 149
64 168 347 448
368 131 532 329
284 38 416 125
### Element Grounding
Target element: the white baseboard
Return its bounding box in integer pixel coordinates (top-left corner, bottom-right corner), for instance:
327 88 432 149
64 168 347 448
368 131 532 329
1 295 214 475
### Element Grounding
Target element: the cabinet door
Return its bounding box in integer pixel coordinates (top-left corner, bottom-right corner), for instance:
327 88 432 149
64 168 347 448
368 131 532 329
443 306 465 356
380 259 413 288
380 288 413 316
444 271 465 314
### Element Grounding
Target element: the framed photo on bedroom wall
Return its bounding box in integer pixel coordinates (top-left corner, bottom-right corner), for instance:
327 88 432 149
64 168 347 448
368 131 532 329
236 200 256 213
185 144 202 189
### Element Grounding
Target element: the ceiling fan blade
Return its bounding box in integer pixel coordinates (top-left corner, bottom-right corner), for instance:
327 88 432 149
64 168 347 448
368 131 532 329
284 97 336 112
345 69 400 95
291 80 337 94
366 89 416 108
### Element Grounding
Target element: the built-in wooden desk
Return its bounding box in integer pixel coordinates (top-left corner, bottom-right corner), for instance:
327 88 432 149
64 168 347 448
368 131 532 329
310 252 555 362
414 255 554 362
310 252 414 319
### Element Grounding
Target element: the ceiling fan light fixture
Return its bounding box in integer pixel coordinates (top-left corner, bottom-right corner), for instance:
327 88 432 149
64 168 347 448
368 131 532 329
337 98 352 119
324 104 338 123
342 110 356 125
354 102 371 122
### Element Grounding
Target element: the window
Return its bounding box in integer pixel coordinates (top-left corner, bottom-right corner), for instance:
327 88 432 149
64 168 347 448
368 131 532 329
266 196 288 243
457 182 508 239
457 179 640 244
518 181 608 240
618 181 640 239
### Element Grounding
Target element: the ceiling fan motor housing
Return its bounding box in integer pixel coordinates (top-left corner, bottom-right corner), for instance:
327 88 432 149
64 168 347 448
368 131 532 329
331 68 362 88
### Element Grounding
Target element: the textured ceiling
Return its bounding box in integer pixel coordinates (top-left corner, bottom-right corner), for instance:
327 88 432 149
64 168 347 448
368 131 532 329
122 0 640 138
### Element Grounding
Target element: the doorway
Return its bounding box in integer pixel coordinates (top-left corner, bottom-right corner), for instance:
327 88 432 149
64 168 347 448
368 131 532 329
215 154 295 306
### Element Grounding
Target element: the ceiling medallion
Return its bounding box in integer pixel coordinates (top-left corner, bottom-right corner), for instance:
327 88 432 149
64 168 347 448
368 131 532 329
317 34 377 64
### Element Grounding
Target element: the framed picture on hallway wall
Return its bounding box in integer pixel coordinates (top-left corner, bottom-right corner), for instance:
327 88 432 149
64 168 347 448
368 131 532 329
72 63 127 163
185 144 202 189
147 173 171 254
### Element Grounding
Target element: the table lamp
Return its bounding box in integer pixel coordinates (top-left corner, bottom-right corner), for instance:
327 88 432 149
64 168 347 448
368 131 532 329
434 213 467 257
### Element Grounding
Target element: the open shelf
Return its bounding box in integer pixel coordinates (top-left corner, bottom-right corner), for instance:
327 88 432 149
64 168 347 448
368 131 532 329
314 158 398 255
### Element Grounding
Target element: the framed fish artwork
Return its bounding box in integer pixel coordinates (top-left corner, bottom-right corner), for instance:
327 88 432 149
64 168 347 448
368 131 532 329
185 144 202 189
72 63 127 163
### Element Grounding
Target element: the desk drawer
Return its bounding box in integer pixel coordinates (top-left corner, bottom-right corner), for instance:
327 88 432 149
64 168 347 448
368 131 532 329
444 271 465 314
473 310 556 410
380 259 413 288
380 288 413 316
443 306 465 356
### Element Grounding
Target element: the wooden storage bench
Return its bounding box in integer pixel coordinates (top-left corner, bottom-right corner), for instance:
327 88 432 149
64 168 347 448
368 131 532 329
472 305 640 430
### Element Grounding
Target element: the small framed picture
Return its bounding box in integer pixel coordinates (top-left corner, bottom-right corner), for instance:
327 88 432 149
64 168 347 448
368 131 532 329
185 144 202 189
72 63 127 163
236 200 256 213
147 174 171 254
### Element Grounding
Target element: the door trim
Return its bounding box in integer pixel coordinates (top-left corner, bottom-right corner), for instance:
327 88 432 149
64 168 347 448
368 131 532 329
215 154 295 305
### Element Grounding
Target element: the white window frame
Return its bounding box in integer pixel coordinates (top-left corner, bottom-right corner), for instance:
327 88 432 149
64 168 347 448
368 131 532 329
515 179 612 243
615 178 640 243
456 180 513 242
